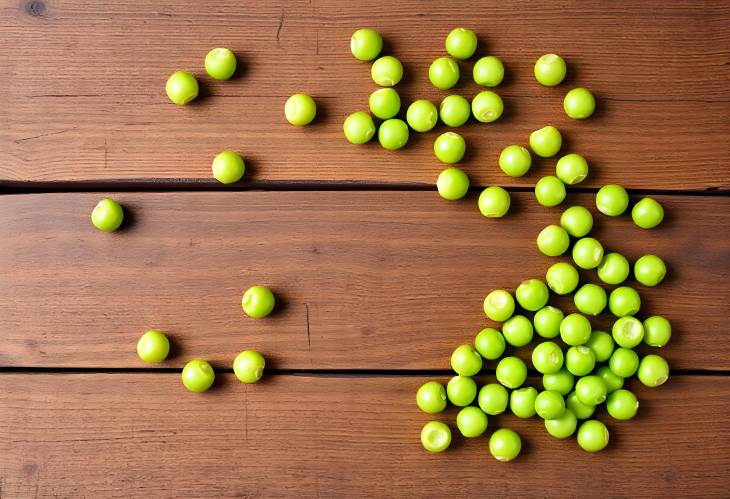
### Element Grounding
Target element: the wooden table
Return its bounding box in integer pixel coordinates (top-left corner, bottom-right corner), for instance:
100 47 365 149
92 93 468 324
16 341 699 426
1 1 729 497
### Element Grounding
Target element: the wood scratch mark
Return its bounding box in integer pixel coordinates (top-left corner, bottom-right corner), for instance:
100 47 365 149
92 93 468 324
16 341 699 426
275 8 285 42
14 127 77 144
104 138 108 169
305 303 312 368
315 29 319 55
243 387 248 442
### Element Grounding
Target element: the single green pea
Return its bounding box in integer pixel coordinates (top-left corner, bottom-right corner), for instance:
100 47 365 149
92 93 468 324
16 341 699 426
499 145 532 177
204 47 237 80
439 95 471 127
596 365 624 393
406 99 438 132
350 28 383 61
566 391 595 420
573 283 607 316
343 111 376 144
212 150 245 184
420 421 451 453
429 57 460 90
597 252 630 285
609 347 640 378
471 91 504 123
478 186 511 218
489 428 521 462
473 56 504 87
516 279 549 312
560 313 592 346
606 389 639 420
378 119 409 150
535 390 565 420
560 206 593 238
510 387 538 418
529 126 562 158
181 359 215 393
436 167 469 200
644 316 671 347
572 237 604 269
474 327 506 360
165 71 198 105
434 132 466 163
545 409 577 439
565 346 596 376
608 286 641 317
632 197 664 229
446 375 477 406
478 383 509 415
242 285 276 318
634 254 667 287
233 350 265 384
371 56 403 87
532 341 565 374
585 330 614 363
534 53 566 86
537 224 570 257
577 420 609 452
496 356 527 389
638 354 669 387
534 176 566 207
555 153 589 185
612 316 644 348
575 375 607 406
542 369 574 395
545 262 579 295
596 184 629 216
564 87 596 120
136 329 170 363
91 198 124 232
445 27 478 59
502 315 534 347
483 289 515 322
456 406 488 437
450 344 483 376
369 88 401 120
534 306 564 338
416 381 448 414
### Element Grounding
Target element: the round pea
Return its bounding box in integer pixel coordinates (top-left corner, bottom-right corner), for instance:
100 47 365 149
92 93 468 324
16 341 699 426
450 344 483 376
612 316 644 348
510 387 538 418
634 255 667 287
499 145 532 177
596 365 624 393
597 253 630 285
565 346 596 376
343 111 376 144
545 409 577 439
535 390 565 420
483 289 515 322
474 327 506 360
434 132 466 163
91 198 124 232
446 375 477 406
534 306 564 338
136 329 170 363
572 237 604 269
445 27 477 59
473 56 504 87
534 53 566 86
516 279 549 311
232 350 265 384
406 99 438 132
478 383 509 415
429 57 460 90
165 71 198 105
555 153 589 185
596 184 629 216
489 428 521 462
585 330 614 362
545 262 579 295
532 341 565 374
529 126 562 158
606 389 639 420
496 356 527 389
575 375 607 406
560 206 593 238
416 381 447 414
577 420 609 452
478 186 510 218
241 285 275 318
436 167 470 200
212 150 245 184
471 91 504 123
573 283 607 316
181 359 215 393
638 354 669 387
439 95 471 127
632 197 664 229
609 286 641 317
609 347 640 378
350 28 383 61
644 316 671 347
566 391 595 420
420 421 451 453
369 88 401 119
502 315 534 347
542 369 574 395
371 56 403 87
456 406 488 437
378 119 409 150
537 224 570 256
535 176 566 207
560 313 592 346
564 87 596 119
204 47 237 80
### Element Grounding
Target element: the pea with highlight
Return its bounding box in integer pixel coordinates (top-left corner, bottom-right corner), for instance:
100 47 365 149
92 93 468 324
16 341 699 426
429 57 460 90
371 56 403 87
564 87 596 119
478 186 511 218
473 56 504 87
499 145 532 177
471 91 504 122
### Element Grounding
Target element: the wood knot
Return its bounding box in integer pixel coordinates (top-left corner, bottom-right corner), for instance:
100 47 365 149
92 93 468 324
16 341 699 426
25 0 45 17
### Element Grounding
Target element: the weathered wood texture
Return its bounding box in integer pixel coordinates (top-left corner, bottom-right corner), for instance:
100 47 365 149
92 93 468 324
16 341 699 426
1 191 727 370
1 0 729 188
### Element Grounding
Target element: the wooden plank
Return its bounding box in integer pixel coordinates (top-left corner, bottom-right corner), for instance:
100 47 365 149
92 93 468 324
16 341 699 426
1 0 729 188
0 373 728 497
0 191 727 370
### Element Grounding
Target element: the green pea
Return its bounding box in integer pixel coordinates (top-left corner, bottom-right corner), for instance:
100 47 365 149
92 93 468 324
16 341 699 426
471 91 504 123
456 406 488 437
537 224 570 256
478 186 510 218
535 176 566 207
446 375 477 406
555 153 589 185
474 327 506 360
436 167 469 200
439 95 471 127
204 47 237 80
445 27 477 59
343 111 376 144
609 347 640 378
532 341 565 374
420 421 451 453
535 390 565 420
241 285 275 318
369 88 401 119
499 145 532 177
596 366 624 393
573 283 607 316
564 87 596 119
637 354 669 387
542 369 574 395
350 28 383 61
489 428 521 462
429 56 460 89
510 387 538 418
612 316 644 348
406 99 438 132
181 359 215 393
232 350 265 384
483 289 515 322
450 344 483 376
634 254 667 287
529 125 562 158
575 375 607 406
212 150 245 184
378 119 409 150
545 409 577 439
136 329 170 363
585 330 615 363
545 262 579 295
560 313 592 346
566 391 595 420
473 56 504 87
433 132 466 163
371 56 403 87
534 306 565 338
608 286 641 317
606 389 639 420
577 420 609 452
596 184 629 216
565 346 596 376
165 71 198 105
502 315 534 347
496 356 527 389
632 197 664 229
643 316 671 347
91 198 124 232
534 53 566 86
416 381 447 414
597 252 630 285
478 383 509 415
572 237 604 269
560 206 593 238
515 278 549 311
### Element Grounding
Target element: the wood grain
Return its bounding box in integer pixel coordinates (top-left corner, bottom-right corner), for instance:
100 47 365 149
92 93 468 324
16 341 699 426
0 373 728 498
1 191 727 370
1 0 729 188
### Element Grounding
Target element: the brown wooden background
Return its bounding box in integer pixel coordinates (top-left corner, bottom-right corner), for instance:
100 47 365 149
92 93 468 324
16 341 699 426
1 0 729 497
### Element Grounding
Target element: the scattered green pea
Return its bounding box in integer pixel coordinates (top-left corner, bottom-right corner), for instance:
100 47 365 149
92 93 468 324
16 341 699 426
560 313 592 346
566 391 595 420
343 111 376 144
545 262 579 295
181 359 215 393
478 186 511 218
483 289 515 322
496 356 527 389
585 330 615 362
612 316 644 348
450 344 483 376
560 206 593 238
545 409 577 439
596 366 624 393
534 53 566 86
534 306 564 338
456 406 488 437
371 56 403 86
638 354 669 387
478 383 509 415
573 283 607 316
532 341 565 374
510 387 538 418
535 176 566 207
555 153 589 185
378 118 409 150
634 254 667 287
471 91 504 122
212 150 245 184
564 87 596 120
429 57 460 89
609 347 640 378
537 224 570 256
542 368 575 395
136 329 170 363
572 237 604 269
421 421 451 453
516 279 549 311
577 420 609 452
91 198 124 232
565 345 596 376
433 132 466 163
597 252 630 285
643 316 671 347
473 56 504 87
608 286 641 317
241 285 275 318
204 48 237 80
606 389 639 420
529 126 562 158
499 145 532 177
446 375 477 406
436 167 470 200
502 314 534 347
165 71 198 105
439 95 471 127
350 28 383 61
416 381 448 414
575 375 607 406
596 184 629 216
369 88 401 119
632 197 664 229
474 327 506 360
233 350 265 384
489 428 521 462
406 99 438 132
535 390 565 420
445 27 477 59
